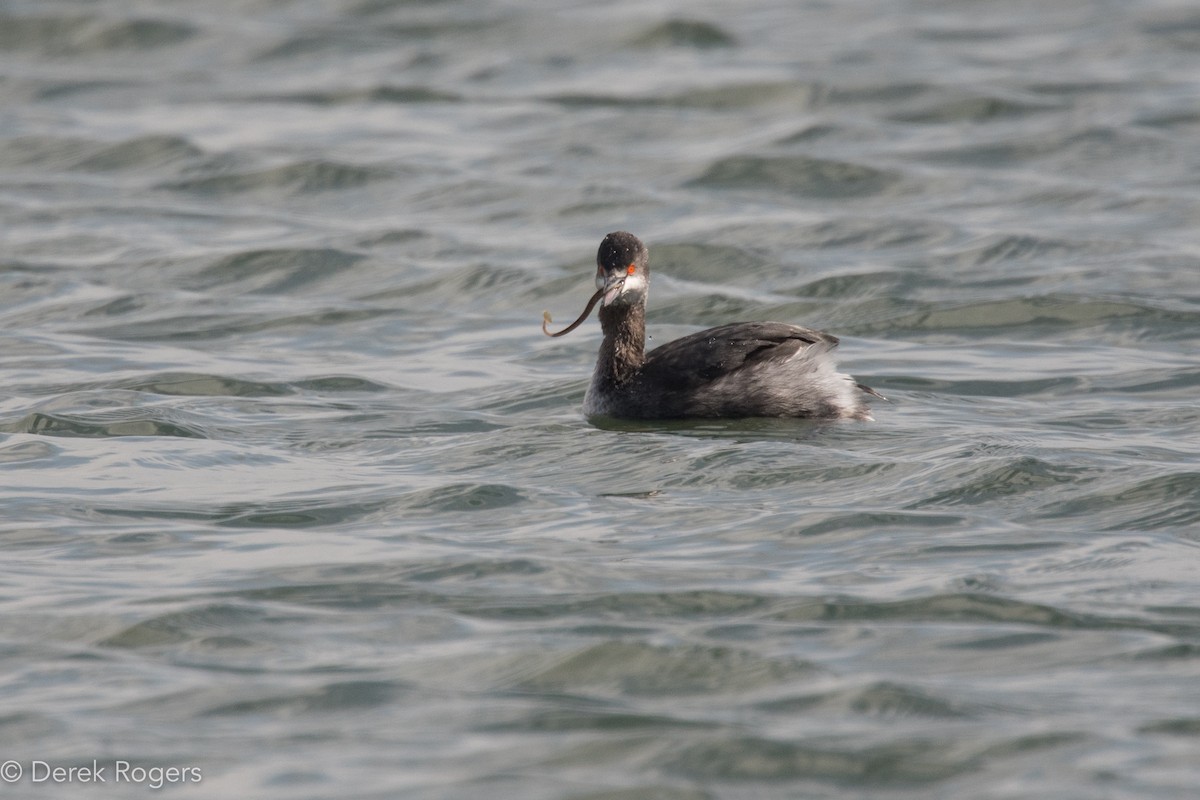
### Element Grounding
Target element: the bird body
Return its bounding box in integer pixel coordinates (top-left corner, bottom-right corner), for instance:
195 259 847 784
546 232 879 421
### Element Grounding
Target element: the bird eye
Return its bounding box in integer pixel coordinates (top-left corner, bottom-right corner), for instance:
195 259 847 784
626 263 636 274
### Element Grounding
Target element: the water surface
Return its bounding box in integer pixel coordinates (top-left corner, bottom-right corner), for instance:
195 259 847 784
2 1 1198 798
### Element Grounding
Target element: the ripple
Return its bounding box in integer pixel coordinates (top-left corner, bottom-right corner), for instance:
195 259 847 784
256 85 463 105
649 242 769 283
0 134 202 172
405 559 548 584
562 789 710 800
1 410 208 440
1142 12 1200 50
761 681 977 719
795 216 957 252
398 483 531 515
78 306 394 342
1138 718 1200 736
159 160 395 195
862 373 1080 398
792 510 969 537
866 296 1198 339
292 375 389 393
110 372 294 398
909 457 1092 508
100 603 273 649
0 712 66 744
933 232 1110 270
477 707 713 734
0 13 195 55
0 438 61 465
772 594 1085 628
463 591 768 622
76 135 203 172
518 641 814 696
774 122 852 144
385 263 534 307
1041 472 1200 531
889 91 1062 123
215 498 399 529
254 15 491 60
184 248 367 294
202 680 403 716
659 735 980 785
33 79 135 101
913 126 1168 175
687 155 903 199
628 19 738 49
545 81 814 110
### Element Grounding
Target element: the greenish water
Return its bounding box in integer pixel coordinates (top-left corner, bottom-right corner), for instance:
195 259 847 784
1 1 1198 798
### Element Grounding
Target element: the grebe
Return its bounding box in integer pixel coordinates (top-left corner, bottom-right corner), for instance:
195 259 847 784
544 231 881 420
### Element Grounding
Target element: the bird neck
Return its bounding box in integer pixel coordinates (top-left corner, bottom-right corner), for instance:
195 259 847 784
596 303 646 385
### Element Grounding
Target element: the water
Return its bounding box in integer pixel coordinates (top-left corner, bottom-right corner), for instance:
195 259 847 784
2 0 1199 797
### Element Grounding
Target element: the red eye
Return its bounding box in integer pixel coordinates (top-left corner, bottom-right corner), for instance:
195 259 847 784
627 263 636 275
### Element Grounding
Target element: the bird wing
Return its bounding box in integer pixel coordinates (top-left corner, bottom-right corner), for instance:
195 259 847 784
641 321 839 391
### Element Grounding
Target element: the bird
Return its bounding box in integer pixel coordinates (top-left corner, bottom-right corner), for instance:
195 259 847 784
543 231 881 421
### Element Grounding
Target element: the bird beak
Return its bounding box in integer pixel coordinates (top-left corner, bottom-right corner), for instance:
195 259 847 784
598 273 625 306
